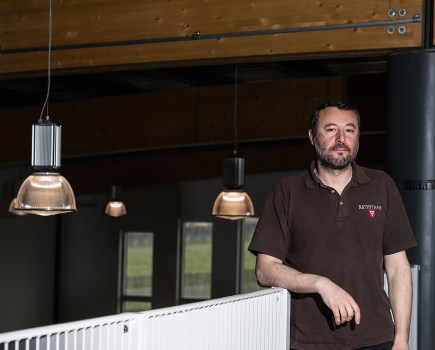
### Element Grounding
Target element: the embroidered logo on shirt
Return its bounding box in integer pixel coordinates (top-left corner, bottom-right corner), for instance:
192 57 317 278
358 204 382 218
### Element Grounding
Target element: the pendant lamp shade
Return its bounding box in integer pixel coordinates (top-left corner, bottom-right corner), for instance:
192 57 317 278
212 190 254 220
15 120 77 215
105 186 127 217
16 172 76 216
212 156 254 220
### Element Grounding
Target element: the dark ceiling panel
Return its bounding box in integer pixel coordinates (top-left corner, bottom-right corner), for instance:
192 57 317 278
0 55 389 108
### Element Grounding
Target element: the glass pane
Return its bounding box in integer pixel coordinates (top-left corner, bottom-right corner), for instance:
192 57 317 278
123 301 152 312
123 232 154 297
181 222 213 299
241 217 263 293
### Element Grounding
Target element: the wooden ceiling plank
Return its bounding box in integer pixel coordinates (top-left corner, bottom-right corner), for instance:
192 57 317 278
1 23 421 76
1 0 423 75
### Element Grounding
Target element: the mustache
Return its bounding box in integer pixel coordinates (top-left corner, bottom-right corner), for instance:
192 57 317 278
331 143 351 152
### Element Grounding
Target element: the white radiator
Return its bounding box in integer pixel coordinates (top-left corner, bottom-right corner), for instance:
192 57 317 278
141 288 290 350
0 313 139 350
0 288 290 350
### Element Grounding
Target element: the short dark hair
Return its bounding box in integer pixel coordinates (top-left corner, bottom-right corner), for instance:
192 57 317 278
310 100 360 137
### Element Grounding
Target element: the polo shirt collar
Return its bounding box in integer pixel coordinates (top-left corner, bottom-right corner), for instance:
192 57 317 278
305 160 370 189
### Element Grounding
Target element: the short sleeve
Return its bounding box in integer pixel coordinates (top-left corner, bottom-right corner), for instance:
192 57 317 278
248 180 291 261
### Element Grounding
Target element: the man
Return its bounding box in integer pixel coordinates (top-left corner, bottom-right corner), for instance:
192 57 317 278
248 101 417 350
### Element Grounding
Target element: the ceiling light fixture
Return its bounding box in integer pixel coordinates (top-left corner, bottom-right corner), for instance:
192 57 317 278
105 186 127 217
15 0 76 216
212 65 254 220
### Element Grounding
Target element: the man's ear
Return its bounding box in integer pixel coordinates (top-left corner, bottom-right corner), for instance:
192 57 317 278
308 129 315 146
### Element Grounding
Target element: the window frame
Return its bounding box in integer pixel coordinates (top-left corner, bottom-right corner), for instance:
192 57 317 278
177 220 213 305
118 230 154 312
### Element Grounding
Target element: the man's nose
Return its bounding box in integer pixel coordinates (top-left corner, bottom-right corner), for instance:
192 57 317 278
336 130 345 143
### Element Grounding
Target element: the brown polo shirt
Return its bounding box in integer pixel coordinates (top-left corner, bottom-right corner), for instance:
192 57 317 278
249 161 417 350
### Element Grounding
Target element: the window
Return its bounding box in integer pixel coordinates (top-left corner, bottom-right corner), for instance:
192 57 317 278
179 222 213 303
240 217 263 293
120 231 154 312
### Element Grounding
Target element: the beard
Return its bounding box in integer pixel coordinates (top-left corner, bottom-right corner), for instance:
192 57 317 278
314 138 359 170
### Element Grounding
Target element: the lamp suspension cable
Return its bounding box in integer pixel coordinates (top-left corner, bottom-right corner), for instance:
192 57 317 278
39 0 52 122
233 65 239 156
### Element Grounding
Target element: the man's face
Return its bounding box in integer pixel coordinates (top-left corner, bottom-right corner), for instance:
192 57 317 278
308 107 360 170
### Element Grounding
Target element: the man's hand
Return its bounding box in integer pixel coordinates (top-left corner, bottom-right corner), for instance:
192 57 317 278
256 253 361 326
314 277 361 326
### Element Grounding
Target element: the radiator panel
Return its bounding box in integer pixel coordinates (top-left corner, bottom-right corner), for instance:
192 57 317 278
0 288 290 350
141 288 290 350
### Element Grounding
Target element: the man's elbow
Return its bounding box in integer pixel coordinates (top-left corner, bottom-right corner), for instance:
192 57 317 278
255 260 273 287
255 269 267 288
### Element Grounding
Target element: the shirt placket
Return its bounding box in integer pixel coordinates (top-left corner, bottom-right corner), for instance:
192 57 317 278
328 188 348 223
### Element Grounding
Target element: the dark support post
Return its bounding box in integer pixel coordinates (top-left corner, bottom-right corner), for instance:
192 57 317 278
387 49 435 350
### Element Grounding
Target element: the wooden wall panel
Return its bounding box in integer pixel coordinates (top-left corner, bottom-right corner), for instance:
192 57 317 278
0 74 386 162
0 0 423 75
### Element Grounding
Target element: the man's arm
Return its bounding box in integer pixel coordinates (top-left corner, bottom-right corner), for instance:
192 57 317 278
256 253 361 326
384 251 413 350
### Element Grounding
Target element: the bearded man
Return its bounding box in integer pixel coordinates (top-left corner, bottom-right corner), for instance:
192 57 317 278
249 101 416 350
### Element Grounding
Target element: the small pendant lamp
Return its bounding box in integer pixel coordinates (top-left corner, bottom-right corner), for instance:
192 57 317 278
105 186 127 217
212 156 254 220
212 65 254 220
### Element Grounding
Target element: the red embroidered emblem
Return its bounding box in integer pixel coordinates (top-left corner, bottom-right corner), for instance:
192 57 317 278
368 210 376 218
